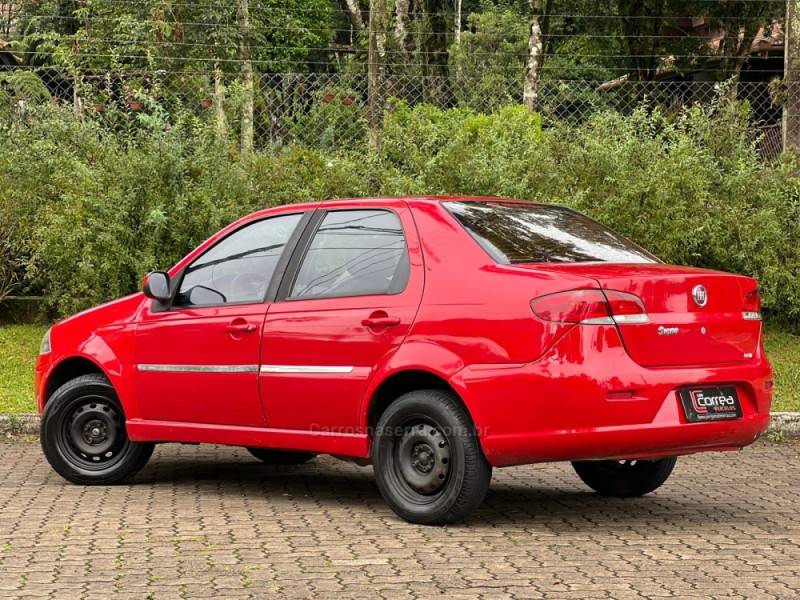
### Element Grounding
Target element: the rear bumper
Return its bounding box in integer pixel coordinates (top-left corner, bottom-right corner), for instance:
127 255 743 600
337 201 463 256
455 324 773 467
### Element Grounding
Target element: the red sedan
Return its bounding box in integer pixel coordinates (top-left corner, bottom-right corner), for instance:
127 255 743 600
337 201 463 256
36 197 772 524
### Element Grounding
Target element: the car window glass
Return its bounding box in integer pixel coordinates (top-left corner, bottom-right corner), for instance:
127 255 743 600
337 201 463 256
290 210 409 299
176 213 302 306
444 201 657 264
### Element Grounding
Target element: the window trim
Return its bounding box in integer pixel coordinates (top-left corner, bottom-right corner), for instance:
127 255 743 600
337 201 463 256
159 210 314 312
275 207 411 303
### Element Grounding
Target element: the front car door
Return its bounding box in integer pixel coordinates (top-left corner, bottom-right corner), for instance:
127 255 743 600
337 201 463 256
260 201 424 434
135 210 309 426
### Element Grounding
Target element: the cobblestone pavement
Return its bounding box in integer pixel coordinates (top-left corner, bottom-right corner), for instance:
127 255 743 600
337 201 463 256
0 439 798 599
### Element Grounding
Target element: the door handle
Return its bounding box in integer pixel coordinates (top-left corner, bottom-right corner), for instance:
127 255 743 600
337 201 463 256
362 313 401 329
226 321 257 334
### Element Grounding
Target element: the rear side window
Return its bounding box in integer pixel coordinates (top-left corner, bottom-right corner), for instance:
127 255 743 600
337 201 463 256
290 209 409 299
444 201 657 264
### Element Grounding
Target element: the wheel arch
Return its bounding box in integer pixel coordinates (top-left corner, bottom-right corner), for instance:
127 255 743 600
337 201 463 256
44 355 109 404
360 341 486 438
366 369 466 432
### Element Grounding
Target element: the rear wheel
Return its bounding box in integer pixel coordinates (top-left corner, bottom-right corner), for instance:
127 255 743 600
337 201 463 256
246 447 316 465
40 374 154 485
372 389 492 525
571 457 677 497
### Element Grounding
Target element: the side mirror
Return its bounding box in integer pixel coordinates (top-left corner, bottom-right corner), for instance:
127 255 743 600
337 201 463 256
142 271 171 303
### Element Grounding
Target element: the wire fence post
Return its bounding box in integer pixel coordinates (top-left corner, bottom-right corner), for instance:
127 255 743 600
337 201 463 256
785 0 800 153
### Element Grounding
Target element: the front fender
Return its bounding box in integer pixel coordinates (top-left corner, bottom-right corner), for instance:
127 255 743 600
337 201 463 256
39 322 138 417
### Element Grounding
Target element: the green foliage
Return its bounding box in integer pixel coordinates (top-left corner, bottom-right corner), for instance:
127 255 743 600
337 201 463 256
448 5 527 111
2 97 800 328
0 103 368 315
0 71 52 122
379 102 544 195
287 86 368 151
377 100 800 325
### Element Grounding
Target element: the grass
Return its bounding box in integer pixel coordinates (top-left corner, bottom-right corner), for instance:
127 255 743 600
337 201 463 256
0 324 47 414
764 325 800 412
0 322 798 414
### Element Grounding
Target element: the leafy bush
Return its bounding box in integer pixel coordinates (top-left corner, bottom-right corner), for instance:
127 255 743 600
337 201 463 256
2 97 800 328
0 104 368 315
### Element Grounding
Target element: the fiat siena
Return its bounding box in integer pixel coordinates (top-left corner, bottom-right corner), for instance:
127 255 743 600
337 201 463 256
36 197 772 524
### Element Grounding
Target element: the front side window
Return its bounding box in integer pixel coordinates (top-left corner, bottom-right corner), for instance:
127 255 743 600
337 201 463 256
444 201 658 264
290 210 409 300
176 213 303 306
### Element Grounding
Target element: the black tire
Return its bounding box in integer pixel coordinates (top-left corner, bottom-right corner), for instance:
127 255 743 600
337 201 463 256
372 389 492 525
40 374 154 485
572 457 677 497
246 447 316 465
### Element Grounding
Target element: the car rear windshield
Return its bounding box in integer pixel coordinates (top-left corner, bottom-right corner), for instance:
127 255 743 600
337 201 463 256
443 201 658 264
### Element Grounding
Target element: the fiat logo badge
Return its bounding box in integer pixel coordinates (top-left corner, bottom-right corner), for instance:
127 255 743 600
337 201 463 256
692 285 708 307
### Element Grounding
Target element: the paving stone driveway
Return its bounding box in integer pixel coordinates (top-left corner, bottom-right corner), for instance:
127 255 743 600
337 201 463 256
0 439 798 600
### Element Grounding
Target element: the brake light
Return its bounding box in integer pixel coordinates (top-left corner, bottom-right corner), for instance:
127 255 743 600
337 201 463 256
743 288 761 320
531 289 649 325
531 290 611 324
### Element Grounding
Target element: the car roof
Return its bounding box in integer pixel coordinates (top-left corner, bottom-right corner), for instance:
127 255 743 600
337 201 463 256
257 195 536 214
238 196 546 226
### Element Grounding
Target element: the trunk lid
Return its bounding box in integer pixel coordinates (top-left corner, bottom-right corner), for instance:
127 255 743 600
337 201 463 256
524 263 761 367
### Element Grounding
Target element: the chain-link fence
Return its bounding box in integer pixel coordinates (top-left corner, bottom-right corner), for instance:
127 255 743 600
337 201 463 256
0 65 789 159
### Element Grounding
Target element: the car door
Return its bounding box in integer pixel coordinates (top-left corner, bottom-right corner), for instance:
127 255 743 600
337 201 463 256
260 201 424 434
135 211 309 426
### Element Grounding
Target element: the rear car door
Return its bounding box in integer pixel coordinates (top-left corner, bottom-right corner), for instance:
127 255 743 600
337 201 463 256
260 201 424 433
135 211 309 426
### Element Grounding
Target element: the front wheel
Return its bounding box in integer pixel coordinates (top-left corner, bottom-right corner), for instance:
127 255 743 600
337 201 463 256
572 457 677 497
372 389 492 525
40 374 154 485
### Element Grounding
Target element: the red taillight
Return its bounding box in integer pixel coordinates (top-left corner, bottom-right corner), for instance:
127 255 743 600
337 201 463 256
743 288 761 320
531 289 648 325
531 290 611 324
744 288 760 312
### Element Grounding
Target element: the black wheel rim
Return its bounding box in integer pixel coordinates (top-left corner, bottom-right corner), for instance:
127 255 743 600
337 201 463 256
54 395 130 472
386 415 453 503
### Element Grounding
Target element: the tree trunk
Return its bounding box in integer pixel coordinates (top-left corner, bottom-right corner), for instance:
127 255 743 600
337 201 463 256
394 0 411 54
523 0 544 112
213 62 228 141
238 0 254 153
454 0 461 43
72 72 84 119
368 0 388 150
786 0 800 152
341 0 364 43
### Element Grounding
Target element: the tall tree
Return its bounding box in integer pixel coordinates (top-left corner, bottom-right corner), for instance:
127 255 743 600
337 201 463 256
1 1 20 37
339 0 364 43
238 0 253 153
368 0 388 148
524 0 544 110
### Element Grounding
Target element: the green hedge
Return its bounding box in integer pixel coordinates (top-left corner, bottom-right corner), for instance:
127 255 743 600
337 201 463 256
1 100 799 327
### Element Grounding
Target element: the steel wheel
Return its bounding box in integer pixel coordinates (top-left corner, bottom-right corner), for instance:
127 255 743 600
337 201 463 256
373 389 492 525
41 374 154 485
393 419 451 497
55 396 130 471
